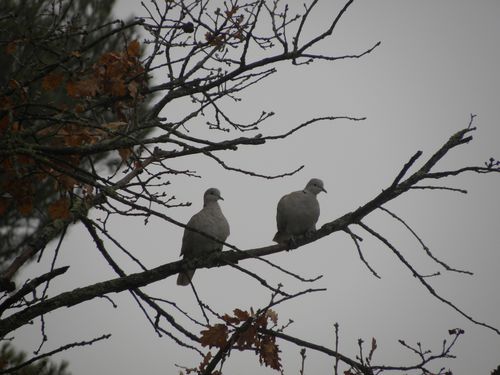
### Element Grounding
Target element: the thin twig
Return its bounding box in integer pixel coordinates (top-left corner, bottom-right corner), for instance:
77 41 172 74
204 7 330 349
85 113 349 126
358 221 499 334
224 261 290 297
189 279 210 325
410 185 467 194
344 227 380 278
299 348 306 375
334 322 340 375
0 334 111 374
379 206 472 275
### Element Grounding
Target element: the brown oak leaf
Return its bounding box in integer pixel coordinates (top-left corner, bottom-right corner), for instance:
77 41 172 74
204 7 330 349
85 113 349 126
17 196 34 217
118 147 133 162
48 197 71 220
42 72 64 91
0 198 10 216
233 308 251 321
109 79 127 97
0 115 9 134
222 308 250 325
200 324 228 348
259 336 281 370
127 81 139 98
266 309 278 325
236 324 257 349
5 40 18 55
66 78 99 98
127 40 141 57
198 352 212 372
57 174 78 191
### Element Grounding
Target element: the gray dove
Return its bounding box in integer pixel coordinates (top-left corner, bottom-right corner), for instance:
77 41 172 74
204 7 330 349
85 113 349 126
273 178 327 244
177 188 230 286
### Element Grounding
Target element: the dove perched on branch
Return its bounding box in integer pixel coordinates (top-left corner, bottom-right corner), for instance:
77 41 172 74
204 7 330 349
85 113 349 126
273 178 327 244
177 188 230 286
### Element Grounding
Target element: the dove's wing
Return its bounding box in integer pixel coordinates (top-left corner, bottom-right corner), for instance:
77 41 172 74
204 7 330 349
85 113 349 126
275 194 290 234
177 189 229 286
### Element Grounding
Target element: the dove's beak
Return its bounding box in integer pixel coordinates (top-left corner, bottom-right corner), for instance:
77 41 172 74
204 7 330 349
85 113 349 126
322 187 327 193
218 195 224 201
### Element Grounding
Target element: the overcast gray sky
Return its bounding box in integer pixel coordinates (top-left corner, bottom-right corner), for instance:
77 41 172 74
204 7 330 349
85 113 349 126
15 1 500 374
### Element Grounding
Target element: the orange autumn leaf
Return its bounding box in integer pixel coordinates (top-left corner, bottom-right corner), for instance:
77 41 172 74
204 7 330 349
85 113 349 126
8 79 21 90
56 125 79 146
0 115 9 134
118 147 133 161
77 78 99 97
222 308 252 325
16 154 33 166
106 121 127 131
222 313 240 325
48 197 71 220
74 103 85 113
198 352 212 372
18 196 34 216
127 40 141 57
82 184 94 197
1 157 13 172
82 78 99 96
0 95 13 110
59 128 100 147
127 81 139 98
233 308 251 321
266 309 278 325
200 324 228 348
109 79 127 96
259 337 281 370
5 40 17 55
0 198 10 216
10 122 20 132
255 313 269 328
236 324 257 349
66 78 99 98
57 174 78 191
66 80 78 97
42 72 64 91
99 51 121 65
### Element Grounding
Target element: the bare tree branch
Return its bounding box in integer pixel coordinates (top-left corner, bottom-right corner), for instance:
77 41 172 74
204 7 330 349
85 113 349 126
0 334 111 375
1 126 498 338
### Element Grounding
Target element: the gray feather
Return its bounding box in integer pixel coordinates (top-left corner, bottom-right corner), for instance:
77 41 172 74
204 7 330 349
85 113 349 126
273 179 326 244
177 188 230 286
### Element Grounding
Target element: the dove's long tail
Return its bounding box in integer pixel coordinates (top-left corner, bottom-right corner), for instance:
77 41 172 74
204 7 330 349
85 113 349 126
273 232 291 244
177 270 195 286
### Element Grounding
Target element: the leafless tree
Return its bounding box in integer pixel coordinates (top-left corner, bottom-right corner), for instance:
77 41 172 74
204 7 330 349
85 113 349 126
0 1 498 374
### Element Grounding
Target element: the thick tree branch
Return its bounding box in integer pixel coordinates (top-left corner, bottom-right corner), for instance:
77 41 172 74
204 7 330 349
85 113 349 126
0 115 363 290
1 127 498 338
81 217 201 347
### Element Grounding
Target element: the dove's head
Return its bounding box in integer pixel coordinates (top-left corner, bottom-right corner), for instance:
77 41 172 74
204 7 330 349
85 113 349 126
305 178 327 195
203 188 224 205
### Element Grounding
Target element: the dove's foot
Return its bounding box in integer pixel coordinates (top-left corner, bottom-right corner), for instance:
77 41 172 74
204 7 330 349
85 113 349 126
285 236 298 250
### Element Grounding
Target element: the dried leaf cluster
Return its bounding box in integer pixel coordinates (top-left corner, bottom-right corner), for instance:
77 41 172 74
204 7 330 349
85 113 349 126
200 308 281 371
1 37 146 220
